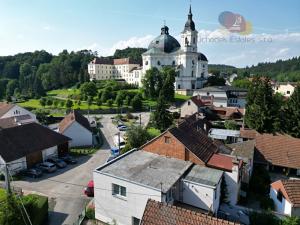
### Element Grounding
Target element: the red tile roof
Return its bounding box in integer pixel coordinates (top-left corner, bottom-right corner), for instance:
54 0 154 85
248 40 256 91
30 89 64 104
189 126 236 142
255 133 300 169
59 110 92 133
207 154 234 172
240 128 258 139
113 58 138 65
141 199 240 225
190 95 212 107
271 180 300 207
212 107 245 119
0 102 14 117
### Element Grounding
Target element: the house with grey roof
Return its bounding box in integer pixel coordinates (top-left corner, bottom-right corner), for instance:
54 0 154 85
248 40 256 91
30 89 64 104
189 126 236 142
93 149 223 225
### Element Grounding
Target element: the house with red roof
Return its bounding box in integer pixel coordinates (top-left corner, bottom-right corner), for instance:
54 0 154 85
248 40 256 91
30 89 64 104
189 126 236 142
180 95 212 118
270 179 300 216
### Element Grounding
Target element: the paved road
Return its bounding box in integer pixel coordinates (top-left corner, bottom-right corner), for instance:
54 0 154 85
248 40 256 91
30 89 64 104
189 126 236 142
9 112 150 225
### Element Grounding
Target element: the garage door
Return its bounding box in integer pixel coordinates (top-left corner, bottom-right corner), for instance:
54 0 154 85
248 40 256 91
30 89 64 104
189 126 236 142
26 151 43 168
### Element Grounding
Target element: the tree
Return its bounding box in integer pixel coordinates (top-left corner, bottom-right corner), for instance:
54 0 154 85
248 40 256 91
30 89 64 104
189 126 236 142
125 126 150 149
0 194 25 225
87 96 93 108
245 77 278 133
161 67 176 102
107 99 113 107
101 89 110 103
5 80 18 97
284 84 300 138
282 216 300 225
205 75 226 87
124 95 131 106
39 97 47 107
131 94 143 111
80 82 97 98
66 99 73 109
115 91 125 108
96 98 102 108
33 76 45 97
152 92 173 131
224 120 239 130
46 98 53 107
142 68 163 99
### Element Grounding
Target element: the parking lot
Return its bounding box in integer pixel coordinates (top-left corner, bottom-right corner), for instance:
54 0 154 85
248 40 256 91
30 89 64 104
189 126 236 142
8 112 150 225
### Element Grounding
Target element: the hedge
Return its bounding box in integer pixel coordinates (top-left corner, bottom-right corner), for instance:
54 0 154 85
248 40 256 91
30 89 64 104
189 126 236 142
23 194 48 225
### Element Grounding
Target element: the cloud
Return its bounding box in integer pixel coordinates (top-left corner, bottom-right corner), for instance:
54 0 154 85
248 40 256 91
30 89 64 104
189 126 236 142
78 35 154 56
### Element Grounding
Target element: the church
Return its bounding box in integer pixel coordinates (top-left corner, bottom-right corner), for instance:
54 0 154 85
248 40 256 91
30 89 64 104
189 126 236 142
142 5 209 90
88 6 209 91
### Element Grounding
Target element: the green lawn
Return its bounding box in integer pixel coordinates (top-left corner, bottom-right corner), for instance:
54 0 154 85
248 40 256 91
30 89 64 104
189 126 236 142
147 127 161 138
175 93 190 101
18 99 43 109
47 88 80 98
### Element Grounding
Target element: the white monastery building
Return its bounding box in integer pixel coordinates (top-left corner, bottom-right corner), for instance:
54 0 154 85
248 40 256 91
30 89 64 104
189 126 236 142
88 6 209 90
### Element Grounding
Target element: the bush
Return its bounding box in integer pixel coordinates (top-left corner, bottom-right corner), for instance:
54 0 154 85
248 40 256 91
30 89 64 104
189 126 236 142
259 196 275 210
23 194 48 225
249 211 280 225
85 207 95 220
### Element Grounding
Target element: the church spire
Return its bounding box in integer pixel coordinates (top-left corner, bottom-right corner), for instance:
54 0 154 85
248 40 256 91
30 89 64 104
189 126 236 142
183 5 195 32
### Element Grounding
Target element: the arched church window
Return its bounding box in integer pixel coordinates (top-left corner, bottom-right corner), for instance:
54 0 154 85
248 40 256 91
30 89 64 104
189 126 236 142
185 37 189 46
191 71 194 77
192 60 195 65
172 61 175 66
193 37 196 44
145 61 148 65
157 61 161 66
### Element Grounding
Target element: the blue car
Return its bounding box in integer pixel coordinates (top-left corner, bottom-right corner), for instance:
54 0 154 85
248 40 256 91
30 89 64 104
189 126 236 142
111 147 120 157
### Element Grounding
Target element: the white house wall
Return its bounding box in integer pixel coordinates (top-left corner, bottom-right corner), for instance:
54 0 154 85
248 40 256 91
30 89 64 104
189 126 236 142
224 166 240 205
180 101 199 117
270 188 292 216
42 146 58 160
63 121 93 147
4 157 27 175
182 180 221 214
1 105 37 120
93 171 161 225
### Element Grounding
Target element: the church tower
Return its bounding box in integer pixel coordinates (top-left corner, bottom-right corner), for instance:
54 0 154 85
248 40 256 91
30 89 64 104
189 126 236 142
181 5 198 52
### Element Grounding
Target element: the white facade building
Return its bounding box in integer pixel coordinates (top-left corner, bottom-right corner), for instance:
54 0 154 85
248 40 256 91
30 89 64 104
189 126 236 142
193 86 247 108
58 110 93 147
273 82 296 97
88 6 208 91
88 58 142 86
93 150 223 225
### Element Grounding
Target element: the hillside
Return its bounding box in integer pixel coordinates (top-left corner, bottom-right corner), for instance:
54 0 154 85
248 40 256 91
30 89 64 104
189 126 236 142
238 57 300 81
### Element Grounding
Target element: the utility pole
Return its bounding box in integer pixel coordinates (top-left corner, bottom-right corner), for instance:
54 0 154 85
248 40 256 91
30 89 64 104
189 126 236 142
4 163 11 194
118 132 121 151
139 114 142 126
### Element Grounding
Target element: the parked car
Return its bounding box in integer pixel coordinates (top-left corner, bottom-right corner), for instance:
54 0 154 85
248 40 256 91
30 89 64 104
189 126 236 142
46 158 67 168
84 180 94 197
60 155 77 164
110 147 120 157
37 162 57 173
20 168 43 178
118 125 127 131
116 123 125 128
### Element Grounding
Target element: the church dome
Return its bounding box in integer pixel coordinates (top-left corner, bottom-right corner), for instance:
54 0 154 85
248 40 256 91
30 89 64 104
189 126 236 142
198 53 208 61
148 26 181 53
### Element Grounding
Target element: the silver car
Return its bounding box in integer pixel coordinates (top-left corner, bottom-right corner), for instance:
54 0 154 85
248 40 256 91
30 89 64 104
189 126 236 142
37 162 57 173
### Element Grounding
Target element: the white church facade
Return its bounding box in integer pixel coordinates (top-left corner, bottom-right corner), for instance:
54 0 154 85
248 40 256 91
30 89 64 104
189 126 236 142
88 6 209 91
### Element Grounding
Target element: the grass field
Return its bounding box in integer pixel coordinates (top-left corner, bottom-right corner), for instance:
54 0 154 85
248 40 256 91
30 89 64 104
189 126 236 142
18 88 190 112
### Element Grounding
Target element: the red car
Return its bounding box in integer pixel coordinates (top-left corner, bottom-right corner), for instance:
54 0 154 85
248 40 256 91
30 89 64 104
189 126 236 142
84 180 94 197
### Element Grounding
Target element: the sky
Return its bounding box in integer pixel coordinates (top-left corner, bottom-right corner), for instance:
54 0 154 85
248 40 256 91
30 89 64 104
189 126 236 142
0 0 299 67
